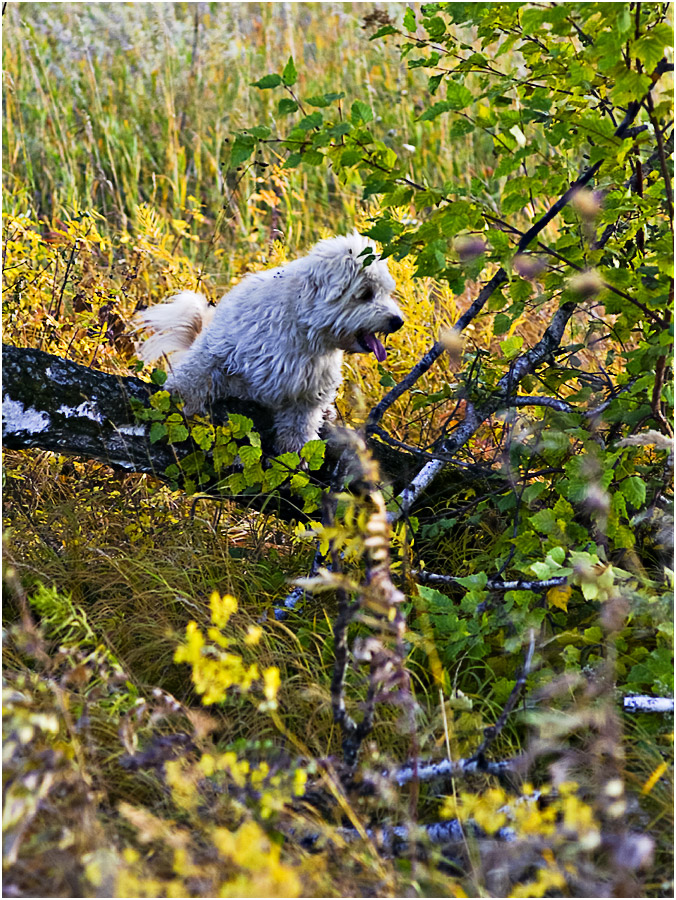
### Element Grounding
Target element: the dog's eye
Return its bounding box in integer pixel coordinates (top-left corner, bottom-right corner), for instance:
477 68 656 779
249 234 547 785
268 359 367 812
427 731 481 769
360 287 374 303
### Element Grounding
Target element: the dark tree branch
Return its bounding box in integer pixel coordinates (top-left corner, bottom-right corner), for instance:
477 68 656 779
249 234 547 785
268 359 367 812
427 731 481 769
2 343 182 476
389 302 578 519
380 753 523 786
470 631 536 765
647 93 674 227
482 212 665 327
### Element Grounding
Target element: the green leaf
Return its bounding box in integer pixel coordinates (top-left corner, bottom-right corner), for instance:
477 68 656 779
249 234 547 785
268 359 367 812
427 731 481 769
230 133 256 167
548 546 566 566
227 473 247 493
149 422 167 444
149 390 171 413
248 125 271 139
240 444 262 468
419 85 473 121
228 414 254 439
166 419 189 444
190 423 215 450
419 101 453 122
450 118 474 137
262 466 288 491
583 626 603 644
300 440 326 471
621 475 647 509
382 186 413 209
340 148 362 167
403 7 416 31
530 508 557 534
305 91 345 107
416 583 454 610
290 471 310 492
611 69 651 106
428 73 444 95
445 81 473 110
365 220 396 243
302 149 324 165
351 100 373 124
283 152 303 169
370 24 398 40
413 242 447 276
523 481 546 503
327 121 352 138
150 369 167 386
213 441 237 472
275 451 300 470
454 572 488 589
251 73 282 89
278 98 298 115
633 25 674 72
422 14 446 39
282 56 297 86
493 312 511 335
298 111 323 131
500 334 523 358
613 524 636 549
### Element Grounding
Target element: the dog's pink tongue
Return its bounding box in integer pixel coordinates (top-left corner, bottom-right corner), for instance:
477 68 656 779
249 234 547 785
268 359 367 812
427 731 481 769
363 333 387 362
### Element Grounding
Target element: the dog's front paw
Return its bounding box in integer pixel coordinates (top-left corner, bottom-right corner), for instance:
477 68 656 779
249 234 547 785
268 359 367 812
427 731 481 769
322 404 338 424
273 408 324 457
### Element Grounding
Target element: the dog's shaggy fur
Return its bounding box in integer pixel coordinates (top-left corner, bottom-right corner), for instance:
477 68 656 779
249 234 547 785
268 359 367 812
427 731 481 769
136 233 404 452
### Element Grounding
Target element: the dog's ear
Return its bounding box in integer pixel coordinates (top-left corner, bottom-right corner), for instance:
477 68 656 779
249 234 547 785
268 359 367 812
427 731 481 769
305 236 364 304
323 260 361 305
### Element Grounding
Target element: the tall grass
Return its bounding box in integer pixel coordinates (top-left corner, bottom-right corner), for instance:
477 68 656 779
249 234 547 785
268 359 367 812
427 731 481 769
3 2 489 256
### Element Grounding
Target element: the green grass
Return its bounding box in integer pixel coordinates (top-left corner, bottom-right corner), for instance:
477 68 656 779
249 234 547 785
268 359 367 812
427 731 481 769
3 2 490 259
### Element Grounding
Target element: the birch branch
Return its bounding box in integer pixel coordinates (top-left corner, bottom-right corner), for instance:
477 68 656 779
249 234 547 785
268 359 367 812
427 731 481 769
623 696 674 713
379 753 523 786
414 570 568 593
388 302 578 520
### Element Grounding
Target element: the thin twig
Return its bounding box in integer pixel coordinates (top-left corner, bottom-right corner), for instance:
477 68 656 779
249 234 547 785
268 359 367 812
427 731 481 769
647 93 674 227
273 546 326 620
470 630 536 764
651 349 672 436
482 212 664 327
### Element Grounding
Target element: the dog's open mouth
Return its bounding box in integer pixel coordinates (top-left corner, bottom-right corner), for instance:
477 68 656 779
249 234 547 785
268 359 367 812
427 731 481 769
357 332 387 362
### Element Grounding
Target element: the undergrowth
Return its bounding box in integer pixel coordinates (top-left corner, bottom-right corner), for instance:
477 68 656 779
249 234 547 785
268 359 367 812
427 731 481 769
3 3 673 898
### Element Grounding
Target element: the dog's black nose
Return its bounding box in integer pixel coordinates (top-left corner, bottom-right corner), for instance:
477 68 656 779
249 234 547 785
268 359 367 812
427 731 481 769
387 314 405 333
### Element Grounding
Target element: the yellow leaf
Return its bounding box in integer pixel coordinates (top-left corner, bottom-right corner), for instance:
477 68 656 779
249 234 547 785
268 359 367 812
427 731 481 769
641 761 668 794
547 584 571 611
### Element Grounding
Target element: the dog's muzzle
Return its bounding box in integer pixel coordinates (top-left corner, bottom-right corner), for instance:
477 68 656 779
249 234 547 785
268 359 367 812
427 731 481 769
353 313 405 363
387 314 405 333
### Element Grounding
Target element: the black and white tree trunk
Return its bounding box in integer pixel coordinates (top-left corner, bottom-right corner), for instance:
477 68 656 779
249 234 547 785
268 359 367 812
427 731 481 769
1 344 420 514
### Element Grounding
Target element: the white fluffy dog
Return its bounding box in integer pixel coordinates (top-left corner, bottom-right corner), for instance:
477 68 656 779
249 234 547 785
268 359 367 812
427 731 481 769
136 233 404 452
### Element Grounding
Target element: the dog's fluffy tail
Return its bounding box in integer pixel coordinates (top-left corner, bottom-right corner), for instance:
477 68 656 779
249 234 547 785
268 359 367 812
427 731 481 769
135 291 214 364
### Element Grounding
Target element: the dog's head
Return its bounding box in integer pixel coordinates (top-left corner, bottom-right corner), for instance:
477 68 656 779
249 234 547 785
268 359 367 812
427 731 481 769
302 232 404 361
